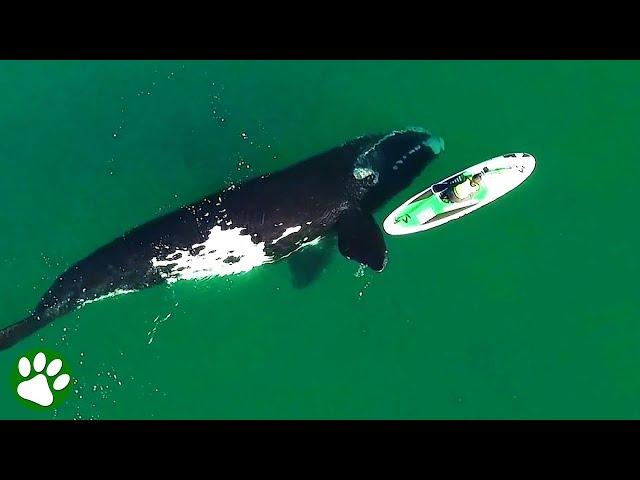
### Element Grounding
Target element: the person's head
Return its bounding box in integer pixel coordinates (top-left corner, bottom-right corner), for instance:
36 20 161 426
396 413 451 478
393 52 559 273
470 173 483 186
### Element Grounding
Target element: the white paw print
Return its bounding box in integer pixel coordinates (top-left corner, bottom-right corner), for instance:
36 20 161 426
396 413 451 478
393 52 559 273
17 352 71 407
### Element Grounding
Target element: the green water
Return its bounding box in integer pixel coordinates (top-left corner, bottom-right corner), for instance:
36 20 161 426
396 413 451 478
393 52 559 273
0 60 638 419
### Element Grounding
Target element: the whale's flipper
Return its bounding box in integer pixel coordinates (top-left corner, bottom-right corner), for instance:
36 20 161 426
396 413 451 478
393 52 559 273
288 237 335 288
0 314 48 351
336 208 387 272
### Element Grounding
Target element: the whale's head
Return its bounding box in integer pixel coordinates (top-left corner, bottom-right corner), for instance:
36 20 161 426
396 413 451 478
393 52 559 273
351 127 444 211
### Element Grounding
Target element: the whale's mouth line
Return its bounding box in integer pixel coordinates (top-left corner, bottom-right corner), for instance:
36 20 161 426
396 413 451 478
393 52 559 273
354 128 443 182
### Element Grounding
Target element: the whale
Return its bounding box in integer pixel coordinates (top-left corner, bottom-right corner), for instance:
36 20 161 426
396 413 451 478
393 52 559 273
0 127 444 350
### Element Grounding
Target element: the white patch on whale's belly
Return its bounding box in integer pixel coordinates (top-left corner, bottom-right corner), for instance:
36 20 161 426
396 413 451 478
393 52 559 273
271 225 302 244
151 226 273 283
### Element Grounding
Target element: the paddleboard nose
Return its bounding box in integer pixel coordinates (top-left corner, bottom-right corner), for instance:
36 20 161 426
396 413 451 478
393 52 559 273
517 153 536 177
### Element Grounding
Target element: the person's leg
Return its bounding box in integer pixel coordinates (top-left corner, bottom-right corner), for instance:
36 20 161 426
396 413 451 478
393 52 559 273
446 188 464 203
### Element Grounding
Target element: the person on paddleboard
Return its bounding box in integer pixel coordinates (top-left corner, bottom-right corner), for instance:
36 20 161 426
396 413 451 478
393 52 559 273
437 167 489 203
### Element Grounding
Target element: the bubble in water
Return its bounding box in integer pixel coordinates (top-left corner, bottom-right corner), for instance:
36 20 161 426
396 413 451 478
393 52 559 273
357 280 372 299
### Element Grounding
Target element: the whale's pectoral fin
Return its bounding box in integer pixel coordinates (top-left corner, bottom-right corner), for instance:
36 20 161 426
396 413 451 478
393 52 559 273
336 208 387 272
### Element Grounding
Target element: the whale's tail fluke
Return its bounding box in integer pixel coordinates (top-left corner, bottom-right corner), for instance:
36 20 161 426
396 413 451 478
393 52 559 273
0 314 49 351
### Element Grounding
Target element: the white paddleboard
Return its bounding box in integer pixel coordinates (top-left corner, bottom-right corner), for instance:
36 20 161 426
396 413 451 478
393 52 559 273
383 152 536 236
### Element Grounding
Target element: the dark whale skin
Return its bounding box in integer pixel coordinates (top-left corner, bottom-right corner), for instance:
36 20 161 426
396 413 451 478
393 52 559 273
0 127 442 350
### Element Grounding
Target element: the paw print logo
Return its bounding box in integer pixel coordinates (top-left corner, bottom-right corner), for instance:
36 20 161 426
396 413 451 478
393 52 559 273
15 351 71 407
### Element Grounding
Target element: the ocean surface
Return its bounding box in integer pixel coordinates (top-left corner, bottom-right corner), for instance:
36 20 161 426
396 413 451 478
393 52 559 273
0 60 637 419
